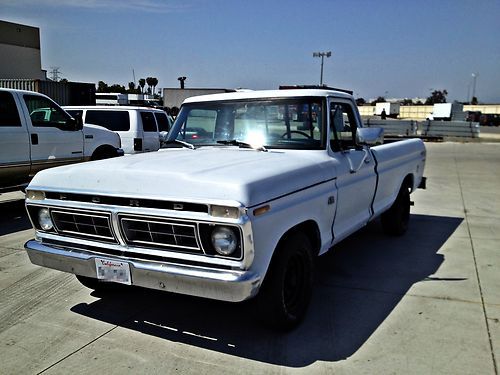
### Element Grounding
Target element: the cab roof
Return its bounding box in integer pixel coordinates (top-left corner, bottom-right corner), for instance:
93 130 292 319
183 89 353 104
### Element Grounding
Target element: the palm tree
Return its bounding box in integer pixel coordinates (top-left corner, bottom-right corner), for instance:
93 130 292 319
151 77 158 95
146 77 155 95
138 78 146 94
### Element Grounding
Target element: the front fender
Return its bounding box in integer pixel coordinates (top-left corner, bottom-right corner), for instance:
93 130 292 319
247 179 336 280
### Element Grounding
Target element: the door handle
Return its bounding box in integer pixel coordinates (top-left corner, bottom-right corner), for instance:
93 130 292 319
31 133 39 145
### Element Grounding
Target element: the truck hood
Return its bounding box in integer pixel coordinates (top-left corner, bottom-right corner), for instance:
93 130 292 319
28 147 336 207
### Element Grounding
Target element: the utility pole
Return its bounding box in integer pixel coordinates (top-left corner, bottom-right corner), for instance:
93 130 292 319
49 67 61 82
313 51 331 86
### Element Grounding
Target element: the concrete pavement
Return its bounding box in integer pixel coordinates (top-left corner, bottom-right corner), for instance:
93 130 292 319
0 142 499 374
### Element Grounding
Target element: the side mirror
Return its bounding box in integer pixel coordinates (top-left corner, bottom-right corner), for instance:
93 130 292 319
356 127 384 146
159 131 168 145
68 113 83 131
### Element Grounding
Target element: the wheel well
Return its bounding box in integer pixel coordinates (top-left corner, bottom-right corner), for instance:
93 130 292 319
403 174 414 191
91 145 116 160
278 220 321 257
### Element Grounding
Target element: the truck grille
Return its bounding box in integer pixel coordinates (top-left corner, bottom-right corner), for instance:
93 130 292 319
120 215 200 251
51 209 116 243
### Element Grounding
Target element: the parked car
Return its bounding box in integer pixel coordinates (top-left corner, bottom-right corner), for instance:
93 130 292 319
24 88 426 330
479 114 500 127
0 88 122 193
63 106 169 154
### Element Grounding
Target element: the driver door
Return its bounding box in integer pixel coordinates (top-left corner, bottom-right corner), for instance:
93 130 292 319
21 94 83 175
329 99 377 242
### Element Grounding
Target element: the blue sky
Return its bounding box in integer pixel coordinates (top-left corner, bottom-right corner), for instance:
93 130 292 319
2 0 499 102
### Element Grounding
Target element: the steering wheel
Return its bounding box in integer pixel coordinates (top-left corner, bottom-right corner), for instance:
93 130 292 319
281 130 312 139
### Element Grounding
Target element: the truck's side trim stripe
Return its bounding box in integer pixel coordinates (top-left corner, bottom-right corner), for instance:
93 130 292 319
248 177 337 209
0 162 30 168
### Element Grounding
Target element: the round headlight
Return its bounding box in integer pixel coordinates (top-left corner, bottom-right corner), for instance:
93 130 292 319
211 226 238 256
38 208 53 231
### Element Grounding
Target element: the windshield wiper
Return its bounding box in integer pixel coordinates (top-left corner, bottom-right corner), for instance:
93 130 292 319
217 139 267 152
165 139 196 150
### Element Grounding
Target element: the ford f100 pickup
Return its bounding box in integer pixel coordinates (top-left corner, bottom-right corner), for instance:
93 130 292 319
24 88 426 330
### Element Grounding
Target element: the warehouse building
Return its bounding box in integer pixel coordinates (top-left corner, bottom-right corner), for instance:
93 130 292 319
0 20 46 79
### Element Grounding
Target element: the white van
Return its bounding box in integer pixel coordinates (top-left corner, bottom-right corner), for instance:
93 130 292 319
64 106 170 154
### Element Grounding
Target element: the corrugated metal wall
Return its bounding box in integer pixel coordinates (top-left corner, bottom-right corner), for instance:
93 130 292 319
0 79 95 106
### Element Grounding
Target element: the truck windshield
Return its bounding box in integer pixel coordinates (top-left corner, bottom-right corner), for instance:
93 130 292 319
168 98 325 150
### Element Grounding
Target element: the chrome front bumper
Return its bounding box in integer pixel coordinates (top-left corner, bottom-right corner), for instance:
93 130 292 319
25 240 261 302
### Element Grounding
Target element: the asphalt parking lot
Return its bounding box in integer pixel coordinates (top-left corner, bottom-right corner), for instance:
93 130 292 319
1 141 499 374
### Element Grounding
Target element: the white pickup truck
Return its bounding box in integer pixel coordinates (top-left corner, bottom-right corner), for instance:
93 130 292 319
0 89 123 193
24 88 426 330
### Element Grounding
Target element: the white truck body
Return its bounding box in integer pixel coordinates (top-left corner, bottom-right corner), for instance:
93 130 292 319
24 89 426 329
64 106 164 154
427 102 464 121
375 102 400 117
0 89 123 193
95 93 128 106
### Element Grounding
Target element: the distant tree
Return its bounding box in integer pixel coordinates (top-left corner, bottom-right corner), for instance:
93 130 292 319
401 98 413 106
146 77 155 94
108 84 126 93
355 97 366 106
414 100 424 106
128 82 136 92
425 90 448 105
371 96 386 105
139 78 146 94
59 78 68 83
471 96 478 105
97 80 109 93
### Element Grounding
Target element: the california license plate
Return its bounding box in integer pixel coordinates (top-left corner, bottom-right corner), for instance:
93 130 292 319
94 258 131 285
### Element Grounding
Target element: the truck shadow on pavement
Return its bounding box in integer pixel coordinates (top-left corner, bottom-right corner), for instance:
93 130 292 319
71 213 463 367
0 199 31 236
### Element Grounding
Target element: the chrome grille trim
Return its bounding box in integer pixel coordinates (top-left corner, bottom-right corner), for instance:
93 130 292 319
119 215 201 251
51 209 116 243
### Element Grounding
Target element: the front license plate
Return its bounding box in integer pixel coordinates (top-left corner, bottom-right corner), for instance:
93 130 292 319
94 258 131 285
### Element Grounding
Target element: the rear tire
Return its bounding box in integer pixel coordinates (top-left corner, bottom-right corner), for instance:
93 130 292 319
381 183 411 236
256 232 315 331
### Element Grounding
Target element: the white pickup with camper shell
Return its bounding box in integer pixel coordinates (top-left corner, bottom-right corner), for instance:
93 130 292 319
24 88 426 330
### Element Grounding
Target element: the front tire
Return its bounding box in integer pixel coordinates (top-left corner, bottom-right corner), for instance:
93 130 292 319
381 183 411 236
256 232 315 331
90 146 118 161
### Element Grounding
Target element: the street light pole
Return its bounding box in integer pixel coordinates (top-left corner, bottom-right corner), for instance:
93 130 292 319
471 73 479 102
313 51 332 85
